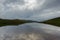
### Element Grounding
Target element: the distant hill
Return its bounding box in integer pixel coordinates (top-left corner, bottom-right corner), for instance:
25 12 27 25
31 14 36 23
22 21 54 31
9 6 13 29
0 17 60 27
42 17 60 27
0 19 36 27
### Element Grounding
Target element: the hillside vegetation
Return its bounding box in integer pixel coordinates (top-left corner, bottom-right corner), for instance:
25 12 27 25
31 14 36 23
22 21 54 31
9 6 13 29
0 17 60 27
42 17 60 27
0 19 34 26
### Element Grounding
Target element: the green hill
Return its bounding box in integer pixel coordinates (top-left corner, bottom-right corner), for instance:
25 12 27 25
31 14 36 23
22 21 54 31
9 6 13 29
0 17 60 27
0 19 34 26
42 17 60 27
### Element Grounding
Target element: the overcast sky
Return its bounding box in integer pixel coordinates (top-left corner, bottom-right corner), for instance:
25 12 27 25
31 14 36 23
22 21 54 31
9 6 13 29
0 0 60 21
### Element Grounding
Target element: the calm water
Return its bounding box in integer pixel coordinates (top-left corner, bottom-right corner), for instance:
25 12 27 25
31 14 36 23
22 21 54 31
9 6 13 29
0 23 60 40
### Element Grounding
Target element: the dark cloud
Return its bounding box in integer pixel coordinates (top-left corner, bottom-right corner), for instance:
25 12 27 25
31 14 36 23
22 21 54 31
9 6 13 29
44 0 60 9
3 0 25 5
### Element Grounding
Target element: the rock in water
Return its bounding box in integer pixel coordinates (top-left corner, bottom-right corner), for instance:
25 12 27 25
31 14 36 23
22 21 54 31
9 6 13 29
0 23 60 40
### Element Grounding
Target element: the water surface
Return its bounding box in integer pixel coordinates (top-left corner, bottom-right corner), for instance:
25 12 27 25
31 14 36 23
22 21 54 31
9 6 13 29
0 23 60 40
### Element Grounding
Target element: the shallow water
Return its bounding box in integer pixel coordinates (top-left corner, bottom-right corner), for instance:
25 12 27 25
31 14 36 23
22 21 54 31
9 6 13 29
0 23 60 40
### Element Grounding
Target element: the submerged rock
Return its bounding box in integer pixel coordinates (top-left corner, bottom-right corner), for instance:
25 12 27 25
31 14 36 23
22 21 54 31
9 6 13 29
0 23 60 40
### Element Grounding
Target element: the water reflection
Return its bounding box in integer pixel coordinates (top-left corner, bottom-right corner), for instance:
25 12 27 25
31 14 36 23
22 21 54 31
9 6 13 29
0 23 60 40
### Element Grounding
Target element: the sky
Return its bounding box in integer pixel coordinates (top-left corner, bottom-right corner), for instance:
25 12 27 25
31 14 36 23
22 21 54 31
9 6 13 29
0 0 60 21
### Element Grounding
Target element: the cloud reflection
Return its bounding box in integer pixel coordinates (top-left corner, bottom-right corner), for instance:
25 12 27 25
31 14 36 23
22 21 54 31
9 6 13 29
0 23 60 40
